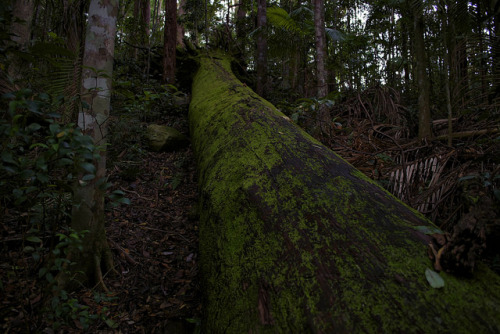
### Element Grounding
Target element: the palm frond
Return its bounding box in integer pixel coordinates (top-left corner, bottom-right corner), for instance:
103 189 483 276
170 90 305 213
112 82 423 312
325 28 346 42
290 6 313 19
267 6 308 36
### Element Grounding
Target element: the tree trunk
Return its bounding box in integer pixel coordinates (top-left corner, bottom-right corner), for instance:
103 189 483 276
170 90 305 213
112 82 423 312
177 0 186 48
142 0 151 40
189 53 500 333
449 0 469 111
10 0 34 49
491 7 500 101
8 0 34 81
313 0 331 134
132 0 141 59
68 0 119 290
236 0 247 41
163 0 177 84
255 0 267 97
412 2 432 139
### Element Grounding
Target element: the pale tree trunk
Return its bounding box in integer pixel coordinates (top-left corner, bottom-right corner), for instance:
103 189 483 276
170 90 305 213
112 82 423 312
255 0 267 97
10 0 34 48
412 2 432 139
8 0 34 81
163 0 177 84
313 0 331 134
67 0 119 291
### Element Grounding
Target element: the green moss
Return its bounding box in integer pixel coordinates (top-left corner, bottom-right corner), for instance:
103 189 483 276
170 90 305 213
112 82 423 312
190 52 500 333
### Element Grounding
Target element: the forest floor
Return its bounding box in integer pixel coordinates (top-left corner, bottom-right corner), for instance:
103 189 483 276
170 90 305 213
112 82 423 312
1 106 202 333
90 106 202 333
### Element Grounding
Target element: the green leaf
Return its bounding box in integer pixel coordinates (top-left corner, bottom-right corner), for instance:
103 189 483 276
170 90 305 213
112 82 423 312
81 174 95 181
49 123 59 135
105 318 119 328
46 273 54 284
23 246 35 253
116 197 131 205
1 151 15 164
27 123 42 132
425 268 445 288
325 28 346 42
411 225 443 235
26 236 42 243
80 162 96 174
39 267 48 278
458 175 476 182
58 158 73 166
29 143 49 149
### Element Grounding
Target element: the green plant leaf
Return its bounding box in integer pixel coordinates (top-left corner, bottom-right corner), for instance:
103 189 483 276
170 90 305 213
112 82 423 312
1 151 15 164
425 268 445 288
411 225 443 235
39 267 48 278
105 318 119 328
27 123 42 132
80 162 96 174
26 236 42 243
81 174 95 181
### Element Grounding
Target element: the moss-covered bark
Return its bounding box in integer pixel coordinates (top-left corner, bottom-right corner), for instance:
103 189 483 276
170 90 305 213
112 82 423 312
189 52 500 333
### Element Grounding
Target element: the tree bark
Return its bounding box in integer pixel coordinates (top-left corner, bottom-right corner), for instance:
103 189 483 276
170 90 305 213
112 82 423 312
163 0 177 84
69 0 119 290
8 0 34 81
10 0 34 49
255 0 267 97
313 0 331 134
412 2 432 139
142 0 151 40
189 53 500 333
177 0 186 48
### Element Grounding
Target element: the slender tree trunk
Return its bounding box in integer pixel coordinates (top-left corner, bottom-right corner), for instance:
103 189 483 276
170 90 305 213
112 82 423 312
412 2 432 139
491 8 500 101
177 0 186 48
476 1 487 102
189 53 500 333
454 0 469 109
255 0 267 97
313 0 327 98
236 0 247 40
132 0 141 59
401 17 411 95
236 0 247 56
8 0 34 80
69 0 119 290
313 0 331 134
440 5 453 146
163 0 177 84
142 0 151 39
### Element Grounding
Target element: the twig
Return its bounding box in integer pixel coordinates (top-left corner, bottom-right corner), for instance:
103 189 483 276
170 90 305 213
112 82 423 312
108 238 138 265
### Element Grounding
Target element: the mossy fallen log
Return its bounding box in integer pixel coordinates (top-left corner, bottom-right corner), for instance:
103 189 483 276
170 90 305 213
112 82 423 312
189 53 500 333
